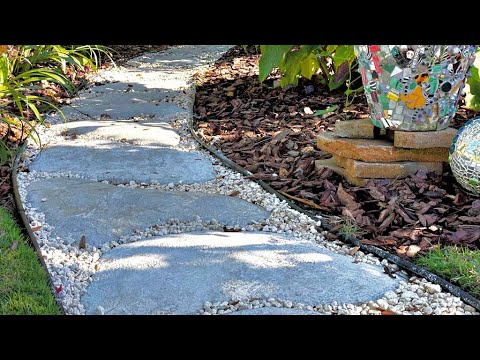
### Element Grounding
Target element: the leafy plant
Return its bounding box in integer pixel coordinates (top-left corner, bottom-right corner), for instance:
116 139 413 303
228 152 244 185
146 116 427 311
465 48 480 111
338 215 364 238
258 45 362 105
0 45 113 164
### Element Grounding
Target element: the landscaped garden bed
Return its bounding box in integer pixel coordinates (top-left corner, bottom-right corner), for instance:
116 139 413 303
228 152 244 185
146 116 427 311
193 46 480 299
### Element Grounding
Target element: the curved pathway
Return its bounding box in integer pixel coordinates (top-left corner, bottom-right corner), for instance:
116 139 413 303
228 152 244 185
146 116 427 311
17 45 471 315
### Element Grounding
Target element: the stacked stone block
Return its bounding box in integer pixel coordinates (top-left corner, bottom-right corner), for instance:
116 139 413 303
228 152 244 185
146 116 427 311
316 118 457 186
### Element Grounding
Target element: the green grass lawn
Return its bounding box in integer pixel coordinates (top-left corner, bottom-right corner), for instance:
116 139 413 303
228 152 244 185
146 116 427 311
0 207 61 315
417 246 480 298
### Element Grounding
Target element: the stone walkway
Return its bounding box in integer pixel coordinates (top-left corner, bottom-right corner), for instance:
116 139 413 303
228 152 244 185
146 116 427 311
17 46 406 315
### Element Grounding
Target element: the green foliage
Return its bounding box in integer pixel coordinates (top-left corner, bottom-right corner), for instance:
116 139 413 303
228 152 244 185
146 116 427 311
465 48 480 111
259 45 480 111
258 45 361 103
417 246 480 298
258 45 294 83
0 45 113 165
0 207 60 314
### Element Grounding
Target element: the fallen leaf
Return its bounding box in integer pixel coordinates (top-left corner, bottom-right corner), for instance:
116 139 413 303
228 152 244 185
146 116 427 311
361 236 397 246
31 225 42 232
383 266 397 278
337 183 359 210
272 129 291 144
278 191 326 210
79 235 86 250
406 244 421 257
396 245 408 256
279 168 289 178
348 246 360 256
380 309 397 315
228 190 240 197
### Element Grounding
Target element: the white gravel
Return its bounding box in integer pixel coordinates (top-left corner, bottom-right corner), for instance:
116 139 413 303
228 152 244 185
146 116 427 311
15 46 480 316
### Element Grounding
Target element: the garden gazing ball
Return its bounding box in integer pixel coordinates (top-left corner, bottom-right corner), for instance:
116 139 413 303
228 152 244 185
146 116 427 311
449 117 480 195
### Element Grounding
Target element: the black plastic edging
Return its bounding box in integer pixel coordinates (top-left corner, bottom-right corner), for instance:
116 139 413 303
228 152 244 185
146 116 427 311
189 108 480 312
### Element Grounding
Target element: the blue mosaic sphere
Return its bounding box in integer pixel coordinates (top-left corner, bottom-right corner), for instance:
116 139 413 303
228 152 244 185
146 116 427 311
449 117 480 195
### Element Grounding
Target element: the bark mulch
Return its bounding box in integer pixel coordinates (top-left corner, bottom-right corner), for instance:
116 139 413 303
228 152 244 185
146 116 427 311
193 46 480 261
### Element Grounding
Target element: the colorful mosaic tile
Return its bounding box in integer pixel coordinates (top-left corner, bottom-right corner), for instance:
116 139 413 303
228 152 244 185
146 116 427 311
449 117 480 196
355 45 476 131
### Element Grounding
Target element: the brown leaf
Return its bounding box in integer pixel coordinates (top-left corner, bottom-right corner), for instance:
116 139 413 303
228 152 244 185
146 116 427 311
272 129 291 144
348 246 360 256
390 229 422 242
31 225 42 232
367 186 386 201
396 245 408 256
380 310 397 315
361 236 397 246
79 235 87 249
228 190 241 197
406 244 421 257
383 266 397 279
278 191 326 210
334 61 349 84
10 240 18 251
279 168 289 178
453 192 468 206
337 183 359 210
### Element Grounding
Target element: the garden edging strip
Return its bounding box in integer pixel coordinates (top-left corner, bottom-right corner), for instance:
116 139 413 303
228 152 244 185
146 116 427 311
189 102 480 312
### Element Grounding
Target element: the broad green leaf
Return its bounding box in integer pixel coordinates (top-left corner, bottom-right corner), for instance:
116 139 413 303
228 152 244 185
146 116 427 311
279 49 306 87
299 45 321 56
465 74 480 111
326 45 337 53
300 53 320 79
259 45 294 82
313 105 338 116
333 45 355 65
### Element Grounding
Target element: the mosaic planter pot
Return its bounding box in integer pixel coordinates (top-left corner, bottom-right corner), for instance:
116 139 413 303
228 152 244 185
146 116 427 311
355 45 476 131
449 117 480 196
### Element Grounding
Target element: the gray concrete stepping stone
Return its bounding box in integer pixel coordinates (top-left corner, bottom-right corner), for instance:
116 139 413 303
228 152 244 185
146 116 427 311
81 82 178 97
51 119 180 147
81 231 400 315
26 178 270 247
227 308 320 315
30 140 215 184
61 92 183 120
127 45 233 70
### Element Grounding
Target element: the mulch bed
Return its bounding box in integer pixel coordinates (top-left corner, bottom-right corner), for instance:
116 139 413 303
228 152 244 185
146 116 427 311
193 46 480 260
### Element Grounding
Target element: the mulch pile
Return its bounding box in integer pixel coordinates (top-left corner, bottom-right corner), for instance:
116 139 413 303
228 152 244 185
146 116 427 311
193 46 480 259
